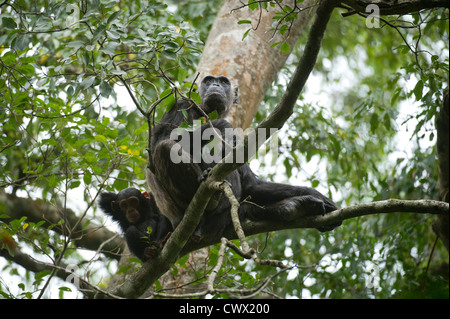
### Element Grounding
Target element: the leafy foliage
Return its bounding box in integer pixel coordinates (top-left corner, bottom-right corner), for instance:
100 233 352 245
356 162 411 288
1 0 448 299
251 6 448 298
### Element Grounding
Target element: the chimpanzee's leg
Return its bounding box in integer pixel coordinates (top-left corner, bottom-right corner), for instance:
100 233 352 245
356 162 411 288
124 225 151 261
238 165 340 231
153 139 203 209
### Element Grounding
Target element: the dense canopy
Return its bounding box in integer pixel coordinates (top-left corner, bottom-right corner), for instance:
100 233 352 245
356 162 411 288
0 0 448 299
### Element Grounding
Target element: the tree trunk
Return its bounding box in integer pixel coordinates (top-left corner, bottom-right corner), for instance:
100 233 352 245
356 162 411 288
134 0 316 296
434 87 449 251
197 0 316 129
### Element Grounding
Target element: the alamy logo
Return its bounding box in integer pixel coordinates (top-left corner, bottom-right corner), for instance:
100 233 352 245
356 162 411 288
66 4 80 29
366 4 380 29
169 121 279 164
65 264 80 288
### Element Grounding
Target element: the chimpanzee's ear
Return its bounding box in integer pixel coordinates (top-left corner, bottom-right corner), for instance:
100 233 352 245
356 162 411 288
142 191 151 201
98 192 118 216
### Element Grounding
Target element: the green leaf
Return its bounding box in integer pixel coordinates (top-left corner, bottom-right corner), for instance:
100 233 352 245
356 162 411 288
92 24 107 42
189 91 201 104
107 11 121 25
83 170 92 185
66 85 74 97
413 80 424 100
48 175 58 188
17 64 34 76
69 181 81 189
80 76 96 89
270 42 280 48
100 81 113 98
242 28 251 41
280 42 290 54
283 158 292 178
2 17 17 29
92 166 102 175
106 30 121 40
238 20 252 25
161 50 177 60
42 138 58 146
370 113 379 132
248 2 258 10
113 178 128 190
100 42 118 55
164 94 176 111
279 25 288 35
181 108 188 120
177 68 188 84
14 35 29 51
35 270 51 281
209 110 219 120
66 41 85 49
82 220 91 230
94 135 108 143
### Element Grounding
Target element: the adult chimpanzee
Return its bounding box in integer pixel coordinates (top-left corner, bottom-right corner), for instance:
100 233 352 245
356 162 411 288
99 187 172 261
147 75 340 240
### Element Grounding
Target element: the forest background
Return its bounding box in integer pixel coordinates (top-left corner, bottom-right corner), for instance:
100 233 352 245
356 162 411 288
0 0 448 299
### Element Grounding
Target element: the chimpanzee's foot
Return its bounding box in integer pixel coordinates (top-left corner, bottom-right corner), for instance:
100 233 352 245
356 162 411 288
197 167 212 183
278 195 326 221
144 245 158 259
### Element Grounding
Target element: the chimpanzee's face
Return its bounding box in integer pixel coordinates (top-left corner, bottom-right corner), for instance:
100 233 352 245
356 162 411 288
199 76 232 117
114 188 145 224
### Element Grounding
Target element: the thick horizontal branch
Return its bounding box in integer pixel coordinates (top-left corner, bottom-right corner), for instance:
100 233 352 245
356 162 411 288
181 199 449 255
238 199 449 236
0 248 97 298
0 247 123 299
0 192 126 260
341 0 448 15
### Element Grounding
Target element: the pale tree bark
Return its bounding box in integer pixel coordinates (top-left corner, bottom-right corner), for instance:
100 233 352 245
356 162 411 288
111 0 339 298
116 0 317 296
197 0 316 129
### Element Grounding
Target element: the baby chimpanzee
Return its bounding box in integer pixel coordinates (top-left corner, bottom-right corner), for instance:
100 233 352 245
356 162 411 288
99 187 172 262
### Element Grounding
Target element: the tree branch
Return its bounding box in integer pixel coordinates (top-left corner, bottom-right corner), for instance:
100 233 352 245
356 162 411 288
0 248 117 299
107 0 344 298
340 0 448 15
109 198 448 298
107 0 449 298
213 181 290 270
181 199 449 255
0 192 126 260
208 0 339 183
147 237 292 299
